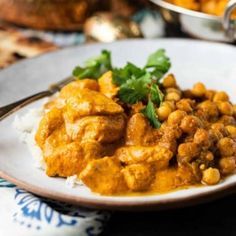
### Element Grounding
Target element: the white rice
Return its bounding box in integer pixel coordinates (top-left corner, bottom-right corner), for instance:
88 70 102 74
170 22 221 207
13 100 82 188
13 106 46 169
65 175 84 188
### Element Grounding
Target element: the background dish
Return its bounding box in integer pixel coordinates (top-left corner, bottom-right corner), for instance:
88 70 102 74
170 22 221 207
1 39 236 210
150 0 236 42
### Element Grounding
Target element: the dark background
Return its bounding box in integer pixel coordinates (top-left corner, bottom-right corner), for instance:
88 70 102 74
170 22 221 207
102 193 236 235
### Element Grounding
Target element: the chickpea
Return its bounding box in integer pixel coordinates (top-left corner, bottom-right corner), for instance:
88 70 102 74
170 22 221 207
163 101 176 111
217 101 234 116
161 125 182 140
213 91 229 102
176 99 194 113
157 105 172 121
197 100 219 119
162 74 177 88
219 115 236 126
177 142 200 163
194 109 208 122
226 125 236 138
200 164 206 170
217 137 236 157
192 82 206 97
165 92 181 102
211 123 228 137
194 128 210 147
167 110 187 126
166 88 181 95
180 115 202 134
219 156 236 175
209 129 224 144
205 151 214 161
202 168 220 185
205 90 216 101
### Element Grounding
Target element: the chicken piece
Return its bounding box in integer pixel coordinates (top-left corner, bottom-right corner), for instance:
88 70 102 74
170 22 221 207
80 157 127 195
43 124 71 157
98 71 119 98
116 145 173 170
125 113 160 146
64 88 123 122
44 98 65 110
44 140 102 177
60 79 99 99
45 80 100 110
65 114 126 143
35 107 63 148
151 168 177 193
122 163 156 191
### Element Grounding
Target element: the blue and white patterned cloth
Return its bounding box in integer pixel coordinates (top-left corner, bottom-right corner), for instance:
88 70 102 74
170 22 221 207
0 179 110 236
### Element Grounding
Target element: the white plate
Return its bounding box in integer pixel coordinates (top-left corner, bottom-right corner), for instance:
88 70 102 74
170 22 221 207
1 39 236 210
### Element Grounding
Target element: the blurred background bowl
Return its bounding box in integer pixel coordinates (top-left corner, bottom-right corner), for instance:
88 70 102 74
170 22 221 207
150 0 236 42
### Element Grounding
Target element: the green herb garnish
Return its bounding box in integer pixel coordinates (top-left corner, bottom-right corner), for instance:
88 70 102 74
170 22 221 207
150 83 164 106
141 99 161 129
72 49 171 128
145 49 171 80
73 50 112 79
118 73 151 104
112 62 146 86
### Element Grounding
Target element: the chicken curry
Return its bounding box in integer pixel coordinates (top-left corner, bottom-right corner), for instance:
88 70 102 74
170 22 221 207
35 50 236 195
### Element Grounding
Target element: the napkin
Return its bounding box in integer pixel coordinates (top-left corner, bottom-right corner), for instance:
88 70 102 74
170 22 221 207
0 178 110 236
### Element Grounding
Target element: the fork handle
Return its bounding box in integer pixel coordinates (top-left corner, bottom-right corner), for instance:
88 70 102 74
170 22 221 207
0 90 52 121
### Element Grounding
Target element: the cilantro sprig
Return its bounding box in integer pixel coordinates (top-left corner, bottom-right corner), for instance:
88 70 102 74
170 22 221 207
141 99 161 128
145 49 171 80
72 49 171 128
113 63 146 86
118 73 151 104
73 50 112 79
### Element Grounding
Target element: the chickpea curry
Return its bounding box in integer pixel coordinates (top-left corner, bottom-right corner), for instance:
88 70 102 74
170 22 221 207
35 50 236 195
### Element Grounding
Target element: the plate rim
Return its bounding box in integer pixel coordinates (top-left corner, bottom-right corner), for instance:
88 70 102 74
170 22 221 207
1 38 236 210
2 169 236 210
1 37 236 77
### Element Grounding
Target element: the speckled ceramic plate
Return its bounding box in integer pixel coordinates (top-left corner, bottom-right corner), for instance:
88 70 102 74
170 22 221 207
1 39 236 210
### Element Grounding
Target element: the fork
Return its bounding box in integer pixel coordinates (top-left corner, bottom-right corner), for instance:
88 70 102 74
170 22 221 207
0 76 75 121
